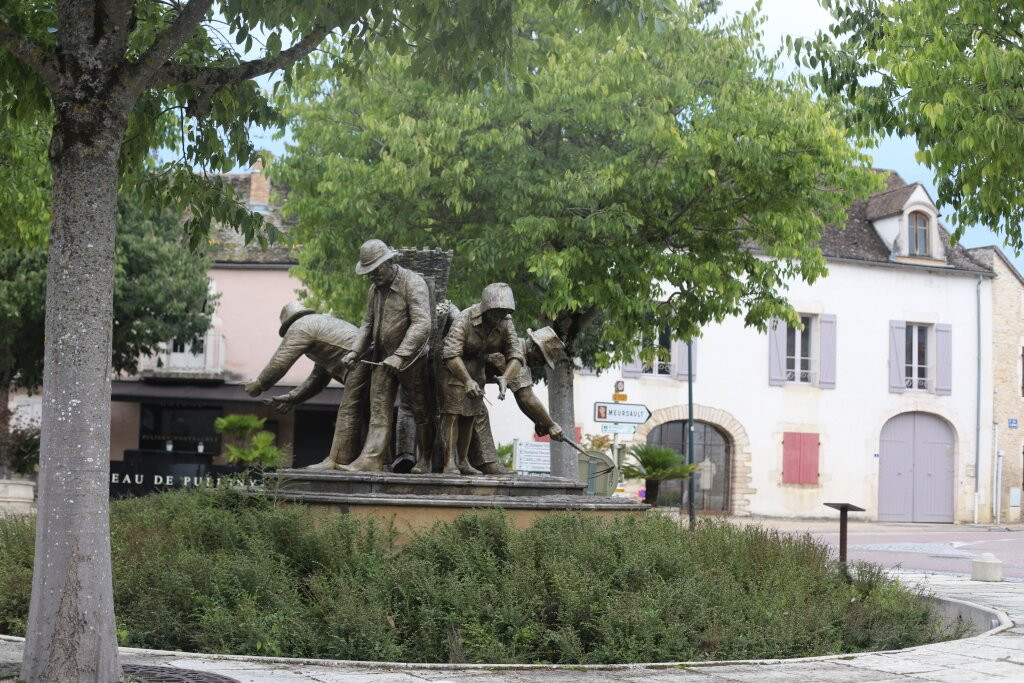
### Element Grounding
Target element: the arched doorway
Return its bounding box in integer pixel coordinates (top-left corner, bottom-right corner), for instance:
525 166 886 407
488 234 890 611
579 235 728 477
646 420 731 513
878 412 955 522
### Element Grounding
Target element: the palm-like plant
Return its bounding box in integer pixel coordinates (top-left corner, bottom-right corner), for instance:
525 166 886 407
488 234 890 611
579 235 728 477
621 444 698 507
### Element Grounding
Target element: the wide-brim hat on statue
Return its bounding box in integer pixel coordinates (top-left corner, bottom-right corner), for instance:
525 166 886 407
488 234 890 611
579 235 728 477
279 301 315 337
480 282 516 313
527 326 565 369
355 239 398 275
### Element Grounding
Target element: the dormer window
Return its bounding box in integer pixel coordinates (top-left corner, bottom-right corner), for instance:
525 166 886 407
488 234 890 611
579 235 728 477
908 211 929 256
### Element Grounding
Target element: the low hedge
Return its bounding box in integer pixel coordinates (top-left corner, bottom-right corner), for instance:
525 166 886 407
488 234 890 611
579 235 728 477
0 488 957 663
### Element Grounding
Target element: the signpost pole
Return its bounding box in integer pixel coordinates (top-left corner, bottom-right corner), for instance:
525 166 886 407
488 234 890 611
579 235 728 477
687 343 696 529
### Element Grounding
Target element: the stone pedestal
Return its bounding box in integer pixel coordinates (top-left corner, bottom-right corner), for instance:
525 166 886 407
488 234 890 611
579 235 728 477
0 478 35 515
262 470 647 540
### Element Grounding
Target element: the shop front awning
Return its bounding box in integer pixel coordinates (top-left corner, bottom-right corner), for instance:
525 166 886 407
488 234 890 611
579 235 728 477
111 379 342 408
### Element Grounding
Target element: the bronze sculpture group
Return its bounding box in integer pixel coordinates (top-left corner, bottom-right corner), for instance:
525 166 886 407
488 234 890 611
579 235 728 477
244 239 567 476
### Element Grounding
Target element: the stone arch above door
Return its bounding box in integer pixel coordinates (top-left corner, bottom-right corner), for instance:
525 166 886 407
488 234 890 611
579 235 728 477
632 404 755 515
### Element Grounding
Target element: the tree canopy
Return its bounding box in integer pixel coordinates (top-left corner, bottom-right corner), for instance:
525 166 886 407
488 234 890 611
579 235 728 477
792 0 1024 249
275 0 878 367
0 186 213 420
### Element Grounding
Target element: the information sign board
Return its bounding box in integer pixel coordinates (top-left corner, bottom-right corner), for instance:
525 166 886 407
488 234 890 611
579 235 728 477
514 440 550 474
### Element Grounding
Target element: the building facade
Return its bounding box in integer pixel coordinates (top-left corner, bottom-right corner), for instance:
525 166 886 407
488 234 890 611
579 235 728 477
490 173 1002 523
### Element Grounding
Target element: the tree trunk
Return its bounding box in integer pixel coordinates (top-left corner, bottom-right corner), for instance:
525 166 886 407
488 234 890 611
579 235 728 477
22 120 123 682
547 354 577 481
645 478 660 507
0 380 11 479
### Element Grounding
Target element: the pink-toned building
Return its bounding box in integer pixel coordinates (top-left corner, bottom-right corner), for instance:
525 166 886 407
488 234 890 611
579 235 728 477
110 165 338 468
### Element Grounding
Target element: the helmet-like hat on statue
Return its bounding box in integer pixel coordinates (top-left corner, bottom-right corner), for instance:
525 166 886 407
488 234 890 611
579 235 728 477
355 239 398 275
279 301 315 337
526 327 565 369
480 283 516 313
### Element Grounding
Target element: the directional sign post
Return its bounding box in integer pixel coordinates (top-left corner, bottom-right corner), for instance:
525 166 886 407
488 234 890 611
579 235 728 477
593 402 651 424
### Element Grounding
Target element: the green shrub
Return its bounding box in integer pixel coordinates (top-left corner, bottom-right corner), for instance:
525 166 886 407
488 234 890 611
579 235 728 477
0 489 959 663
214 414 282 468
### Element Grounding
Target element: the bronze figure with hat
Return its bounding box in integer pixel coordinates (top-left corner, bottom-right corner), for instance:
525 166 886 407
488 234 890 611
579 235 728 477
341 239 436 473
244 302 372 469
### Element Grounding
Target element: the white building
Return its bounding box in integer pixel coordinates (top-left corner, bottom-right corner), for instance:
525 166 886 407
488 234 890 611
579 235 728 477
490 172 1005 523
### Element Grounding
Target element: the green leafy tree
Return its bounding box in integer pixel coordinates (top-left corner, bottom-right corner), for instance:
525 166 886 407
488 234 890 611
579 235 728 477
0 189 213 440
621 444 697 507
792 0 1024 247
274 0 878 479
0 1 652 678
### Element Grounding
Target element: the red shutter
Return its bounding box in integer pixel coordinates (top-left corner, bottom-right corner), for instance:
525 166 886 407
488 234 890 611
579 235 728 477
783 431 820 484
782 432 802 484
799 433 820 484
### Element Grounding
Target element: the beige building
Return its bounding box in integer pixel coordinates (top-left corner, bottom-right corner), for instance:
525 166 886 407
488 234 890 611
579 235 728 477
968 247 1024 523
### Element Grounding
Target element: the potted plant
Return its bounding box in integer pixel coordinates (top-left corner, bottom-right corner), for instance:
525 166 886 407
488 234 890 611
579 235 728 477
0 423 40 514
621 443 697 507
213 414 282 475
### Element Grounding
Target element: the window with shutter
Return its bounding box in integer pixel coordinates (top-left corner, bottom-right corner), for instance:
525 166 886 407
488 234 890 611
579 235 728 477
782 431 820 485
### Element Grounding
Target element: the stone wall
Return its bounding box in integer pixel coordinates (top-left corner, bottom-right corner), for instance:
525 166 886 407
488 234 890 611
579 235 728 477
972 247 1024 523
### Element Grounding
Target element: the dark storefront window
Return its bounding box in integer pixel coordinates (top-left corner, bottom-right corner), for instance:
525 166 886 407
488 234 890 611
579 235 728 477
139 403 223 454
646 420 731 513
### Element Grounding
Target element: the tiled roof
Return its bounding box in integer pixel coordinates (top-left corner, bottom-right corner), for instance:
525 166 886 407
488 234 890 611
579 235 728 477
820 171 990 275
206 172 297 265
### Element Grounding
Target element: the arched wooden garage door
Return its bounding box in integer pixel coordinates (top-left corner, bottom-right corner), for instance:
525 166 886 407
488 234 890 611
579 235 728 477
878 412 955 522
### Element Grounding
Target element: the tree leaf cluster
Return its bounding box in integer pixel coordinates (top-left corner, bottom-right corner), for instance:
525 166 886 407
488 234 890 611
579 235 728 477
274 0 878 368
792 0 1024 248
0 185 214 394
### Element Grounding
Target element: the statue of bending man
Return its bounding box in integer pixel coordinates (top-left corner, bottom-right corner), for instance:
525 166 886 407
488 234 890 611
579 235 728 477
244 301 371 470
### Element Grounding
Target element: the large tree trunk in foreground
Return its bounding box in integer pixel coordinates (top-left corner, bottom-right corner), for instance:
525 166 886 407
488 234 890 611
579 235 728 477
22 117 123 682
548 355 577 481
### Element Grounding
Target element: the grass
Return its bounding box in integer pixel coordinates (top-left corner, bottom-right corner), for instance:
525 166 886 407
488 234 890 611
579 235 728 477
0 488 960 663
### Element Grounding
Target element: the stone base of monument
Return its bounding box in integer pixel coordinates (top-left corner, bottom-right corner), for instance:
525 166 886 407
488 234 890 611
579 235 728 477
262 470 648 539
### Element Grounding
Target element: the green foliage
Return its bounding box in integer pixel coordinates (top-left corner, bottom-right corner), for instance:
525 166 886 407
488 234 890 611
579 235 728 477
621 444 698 482
0 185 213 392
0 423 40 477
274 0 878 366
496 442 515 469
0 491 958 662
793 0 1024 247
582 434 613 453
214 415 282 469
0 0 659 252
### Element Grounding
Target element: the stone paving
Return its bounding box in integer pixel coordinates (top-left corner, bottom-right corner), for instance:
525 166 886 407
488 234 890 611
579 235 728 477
2 572 1024 681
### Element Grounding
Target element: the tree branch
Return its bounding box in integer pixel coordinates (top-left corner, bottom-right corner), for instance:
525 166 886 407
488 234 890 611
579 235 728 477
125 0 214 94
154 26 331 88
0 21 59 90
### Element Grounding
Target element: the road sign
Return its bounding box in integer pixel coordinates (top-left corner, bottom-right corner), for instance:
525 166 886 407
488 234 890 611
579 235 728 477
600 423 636 435
593 401 651 424
612 392 628 402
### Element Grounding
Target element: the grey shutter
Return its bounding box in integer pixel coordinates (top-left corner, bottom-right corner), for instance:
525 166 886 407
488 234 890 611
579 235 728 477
622 356 644 379
768 318 787 386
935 323 952 395
578 360 598 376
818 314 837 389
889 320 907 393
673 340 695 380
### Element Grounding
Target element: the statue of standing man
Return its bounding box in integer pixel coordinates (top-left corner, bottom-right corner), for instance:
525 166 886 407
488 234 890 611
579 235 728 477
341 239 435 473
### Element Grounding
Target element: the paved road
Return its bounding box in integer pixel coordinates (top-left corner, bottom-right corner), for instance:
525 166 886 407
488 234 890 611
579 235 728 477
727 516 1024 580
